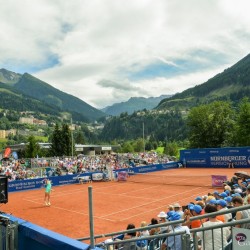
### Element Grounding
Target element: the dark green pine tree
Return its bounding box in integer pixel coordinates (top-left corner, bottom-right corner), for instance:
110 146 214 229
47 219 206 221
50 123 63 156
61 123 74 157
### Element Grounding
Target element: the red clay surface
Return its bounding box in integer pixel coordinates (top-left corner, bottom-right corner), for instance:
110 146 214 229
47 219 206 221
1 168 243 242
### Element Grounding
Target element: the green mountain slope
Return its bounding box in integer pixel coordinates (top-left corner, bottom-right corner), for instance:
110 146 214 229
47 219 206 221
102 95 171 116
13 73 105 121
157 53 250 110
0 82 61 115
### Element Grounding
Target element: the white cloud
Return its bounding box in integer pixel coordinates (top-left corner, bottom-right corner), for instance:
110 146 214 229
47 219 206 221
0 0 250 108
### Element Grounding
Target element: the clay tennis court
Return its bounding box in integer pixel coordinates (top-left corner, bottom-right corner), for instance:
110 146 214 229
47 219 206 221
0 168 242 242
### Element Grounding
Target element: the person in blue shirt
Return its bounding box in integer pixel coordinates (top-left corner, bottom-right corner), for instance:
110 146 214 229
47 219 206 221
161 212 190 250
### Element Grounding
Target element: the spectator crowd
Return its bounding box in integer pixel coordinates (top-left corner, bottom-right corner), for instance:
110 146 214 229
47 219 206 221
110 175 250 250
0 152 171 181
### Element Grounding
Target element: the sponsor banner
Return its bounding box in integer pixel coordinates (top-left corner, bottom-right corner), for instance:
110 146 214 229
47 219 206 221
117 171 128 181
8 162 180 192
92 172 103 181
8 174 81 192
233 227 250 249
211 175 227 187
102 147 112 150
8 178 45 192
180 147 250 168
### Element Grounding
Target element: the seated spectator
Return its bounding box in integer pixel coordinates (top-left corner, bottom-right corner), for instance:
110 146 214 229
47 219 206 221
195 201 205 215
202 195 208 204
166 204 174 212
224 196 235 219
213 191 220 200
136 221 149 250
197 204 230 250
240 182 247 194
149 218 160 235
157 211 170 233
183 204 203 229
195 196 202 202
224 184 232 192
117 223 137 250
161 212 190 250
216 199 232 222
219 192 228 199
136 221 149 237
232 196 250 229
206 195 216 205
243 185 250 205
233 184 243 194
172 203 184 218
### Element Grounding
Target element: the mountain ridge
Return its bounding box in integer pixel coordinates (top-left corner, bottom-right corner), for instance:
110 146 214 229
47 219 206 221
0 69 105 122
102 95 172 116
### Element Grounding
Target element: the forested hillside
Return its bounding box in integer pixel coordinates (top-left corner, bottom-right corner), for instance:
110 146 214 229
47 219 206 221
14 73 105 122
100 110 187 143
102 95 171 116
157 53 250 110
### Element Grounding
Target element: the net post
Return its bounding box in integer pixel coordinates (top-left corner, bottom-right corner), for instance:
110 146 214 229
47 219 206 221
88 186 95 249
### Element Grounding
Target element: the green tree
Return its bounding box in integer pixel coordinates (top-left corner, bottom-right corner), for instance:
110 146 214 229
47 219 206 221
50 123 63 156
122 141 134 153
50 123 75 157
235 98 250 146
164 142 179 157
187 101 234 148
133 138 144 152
61 124 74 156
75 131 85 144
25 135 40 158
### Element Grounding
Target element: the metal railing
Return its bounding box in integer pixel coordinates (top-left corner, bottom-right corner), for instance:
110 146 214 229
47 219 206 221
78 204 250 250
0 215 18 250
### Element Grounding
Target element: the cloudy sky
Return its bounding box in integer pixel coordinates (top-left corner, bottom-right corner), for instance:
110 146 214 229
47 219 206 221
0 0 250 109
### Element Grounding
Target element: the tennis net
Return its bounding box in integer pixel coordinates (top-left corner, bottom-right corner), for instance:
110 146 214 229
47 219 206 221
126 172 227 187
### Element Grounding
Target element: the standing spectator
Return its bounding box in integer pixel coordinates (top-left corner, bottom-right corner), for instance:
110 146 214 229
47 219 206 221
197 204 230 250
228 160 234 168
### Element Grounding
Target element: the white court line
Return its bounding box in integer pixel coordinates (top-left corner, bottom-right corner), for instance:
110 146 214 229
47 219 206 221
23 198 116 222
119 187 215 221
99 186 204 219
23 180 214 223
26 183 120 201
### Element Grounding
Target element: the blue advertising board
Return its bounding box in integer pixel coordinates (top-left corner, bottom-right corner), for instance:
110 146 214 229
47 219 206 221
8 162 180 192
180 147 250 168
